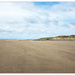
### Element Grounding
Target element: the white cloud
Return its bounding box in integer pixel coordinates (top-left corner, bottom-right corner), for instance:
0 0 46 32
0 2 75 39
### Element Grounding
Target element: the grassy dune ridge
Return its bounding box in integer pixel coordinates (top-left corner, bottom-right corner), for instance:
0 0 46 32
37 35 75 41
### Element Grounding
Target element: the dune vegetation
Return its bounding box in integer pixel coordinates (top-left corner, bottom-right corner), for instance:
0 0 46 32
37 35 75 41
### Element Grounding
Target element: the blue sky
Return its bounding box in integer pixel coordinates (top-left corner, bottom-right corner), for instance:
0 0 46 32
34 2 59 6
0 2 75 39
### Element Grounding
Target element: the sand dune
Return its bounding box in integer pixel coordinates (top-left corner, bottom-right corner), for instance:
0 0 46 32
0 40 75 73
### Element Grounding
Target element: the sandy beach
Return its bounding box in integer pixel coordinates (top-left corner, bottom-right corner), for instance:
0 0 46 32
0 40 75 73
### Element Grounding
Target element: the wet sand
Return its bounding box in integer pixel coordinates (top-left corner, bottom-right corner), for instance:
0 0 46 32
0 40 75 73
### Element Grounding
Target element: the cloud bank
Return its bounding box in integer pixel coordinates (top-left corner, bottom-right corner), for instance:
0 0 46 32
0 2 75 39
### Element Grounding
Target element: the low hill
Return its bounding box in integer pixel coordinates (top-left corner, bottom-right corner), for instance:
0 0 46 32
36 35 75 41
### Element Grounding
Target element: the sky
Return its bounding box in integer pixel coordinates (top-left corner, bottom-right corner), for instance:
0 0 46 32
0 2 75 39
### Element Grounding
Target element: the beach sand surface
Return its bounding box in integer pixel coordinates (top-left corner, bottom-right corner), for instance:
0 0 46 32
0 40 75 73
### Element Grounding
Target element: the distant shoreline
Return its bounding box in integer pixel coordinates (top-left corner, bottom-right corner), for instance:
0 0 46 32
0 35 75 41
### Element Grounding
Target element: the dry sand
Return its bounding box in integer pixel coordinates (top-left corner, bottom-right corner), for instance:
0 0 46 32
0 40 75 73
